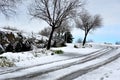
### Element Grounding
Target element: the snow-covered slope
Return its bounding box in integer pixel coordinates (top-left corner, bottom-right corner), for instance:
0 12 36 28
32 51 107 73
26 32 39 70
0 27 48 40
0 27 48 53
0 44 99 67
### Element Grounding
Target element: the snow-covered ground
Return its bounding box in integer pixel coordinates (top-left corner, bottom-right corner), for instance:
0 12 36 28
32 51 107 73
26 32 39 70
0 43 120 80
25 48 120 80
52 43 99 54
74 52 120 80
0 43 98 69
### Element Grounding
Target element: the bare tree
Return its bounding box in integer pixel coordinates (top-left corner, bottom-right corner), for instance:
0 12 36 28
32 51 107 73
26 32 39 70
29 0 83 50
0 0 20 17
39 21 71 43
76 10 102 46
39 27 51 37
39 21 71 38
55 20 71 38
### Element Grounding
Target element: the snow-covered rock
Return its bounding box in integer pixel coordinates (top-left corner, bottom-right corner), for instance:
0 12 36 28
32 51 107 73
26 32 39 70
0 27 48 52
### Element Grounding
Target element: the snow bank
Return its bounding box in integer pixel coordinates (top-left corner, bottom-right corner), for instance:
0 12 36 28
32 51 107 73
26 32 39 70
0 49 53 66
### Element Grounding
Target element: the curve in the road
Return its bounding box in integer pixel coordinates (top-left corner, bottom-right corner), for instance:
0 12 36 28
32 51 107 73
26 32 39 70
4 47 116 80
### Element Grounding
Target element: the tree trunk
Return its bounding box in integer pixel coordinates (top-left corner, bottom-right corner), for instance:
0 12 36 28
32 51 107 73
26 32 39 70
47 28 55 50
82 32 88 47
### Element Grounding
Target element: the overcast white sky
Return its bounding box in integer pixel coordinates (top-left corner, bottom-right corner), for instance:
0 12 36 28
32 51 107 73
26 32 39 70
0 0 120 43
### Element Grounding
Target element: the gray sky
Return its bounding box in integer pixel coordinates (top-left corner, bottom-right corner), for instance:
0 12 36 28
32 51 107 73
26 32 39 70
0 0 120 43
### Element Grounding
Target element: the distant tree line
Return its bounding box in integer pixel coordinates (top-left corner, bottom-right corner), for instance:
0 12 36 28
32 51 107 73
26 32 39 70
115 41 120 45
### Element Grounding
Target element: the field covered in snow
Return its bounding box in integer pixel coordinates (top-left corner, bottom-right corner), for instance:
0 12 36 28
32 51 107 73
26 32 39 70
0 43 99 67
0 43 120 80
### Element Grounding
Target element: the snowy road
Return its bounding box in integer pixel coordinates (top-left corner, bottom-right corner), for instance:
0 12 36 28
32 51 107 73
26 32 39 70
1 47 119 80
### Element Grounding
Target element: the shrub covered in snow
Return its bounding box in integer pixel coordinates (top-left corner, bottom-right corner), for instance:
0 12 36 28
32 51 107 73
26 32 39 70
74 45 79 48
32 48 54 57
5 38 33 52
52 38 66 47
53 50 64 54
0 27 49 53
74 43 93 48
0 56 14 67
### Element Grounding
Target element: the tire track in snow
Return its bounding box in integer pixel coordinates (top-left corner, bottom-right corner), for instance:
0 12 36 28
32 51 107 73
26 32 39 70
4 47 115 80
0 48 104 75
